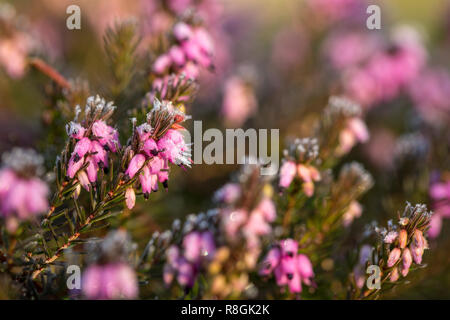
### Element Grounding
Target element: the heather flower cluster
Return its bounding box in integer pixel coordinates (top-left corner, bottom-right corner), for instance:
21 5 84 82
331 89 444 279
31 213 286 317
355 203 432 298
82 230 138 299
0 0 447 302
66 95 120 191
124 99 191 208
0 148 48 232
279 138 321 196
260 239 314 294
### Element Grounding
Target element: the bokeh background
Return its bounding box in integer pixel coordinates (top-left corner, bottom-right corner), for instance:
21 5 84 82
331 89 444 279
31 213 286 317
0 0 449 299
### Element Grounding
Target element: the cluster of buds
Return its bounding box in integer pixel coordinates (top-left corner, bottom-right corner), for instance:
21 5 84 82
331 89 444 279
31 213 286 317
164 231 216 288
323 96 369 156
360 203 432 296
147 73 198 106
66 95 120 192
123 99 191 209
259 239 314 294
153 21 214 77
162 210 219 289
0 148 49 232
343 27 426 108
151 19 214 100
215 163 277 269
82 230 138 299
279 137 321 197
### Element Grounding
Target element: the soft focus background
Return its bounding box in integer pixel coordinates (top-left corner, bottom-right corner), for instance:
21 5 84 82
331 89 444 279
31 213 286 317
0 0 449 299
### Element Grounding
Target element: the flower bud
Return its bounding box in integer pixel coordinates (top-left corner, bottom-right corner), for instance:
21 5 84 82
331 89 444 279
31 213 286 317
401 248 412 277
125 187 136 209
398 229 407 249
387 248 401 267
389 267 399 282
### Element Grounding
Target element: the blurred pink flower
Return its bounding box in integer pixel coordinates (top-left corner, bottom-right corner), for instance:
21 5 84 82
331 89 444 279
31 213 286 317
260 239 314 294
82 263 138 300
222 76 257 127
0 149 49 232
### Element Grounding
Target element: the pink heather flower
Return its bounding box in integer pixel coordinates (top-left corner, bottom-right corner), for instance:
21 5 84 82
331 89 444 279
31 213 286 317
387 248 401 268
142 138 158 157
125 188 136 209
0 33 32 79
173 22 193 42
390 267 400 282
85 156 99 183
243 211 272 237
342 201 362 227
222 76 257 127
401 248 413 277
257 198 276 222
260 239 314 294
344 29 426 108
0 149 49 230
214 183 241 204
0 174 49 220
92 120 120 152
90 141 108 167
66 118 118 184
153 54 172 74
428 214 443 239
164 231 215 288
279 161 297 189
398 229 408 249
125 154 146 179
136 123 152 142
384 231 398 244
338 118 369 154
77 171 91 191
183 231 216 264
169 45 186 66
410 230 427 264
66 121 86 139
260 247 281 276
325 31 380 70
73 137 92 160
223 209 247 238
297 254 314 285
82 263 138 300
157 129 191 167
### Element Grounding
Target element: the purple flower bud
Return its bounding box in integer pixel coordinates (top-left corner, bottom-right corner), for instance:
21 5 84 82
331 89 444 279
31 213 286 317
153 54 172 74
387 248 401 267
82 263 138 299
169 45 186 66
73 137 92 159
125 154 146 178
401 248 412 277
297 254 314 285
173 22 193 41
125 188 135 210
389 267 399 282
279 161 296 188
280 239 298 257
260 247 281 276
